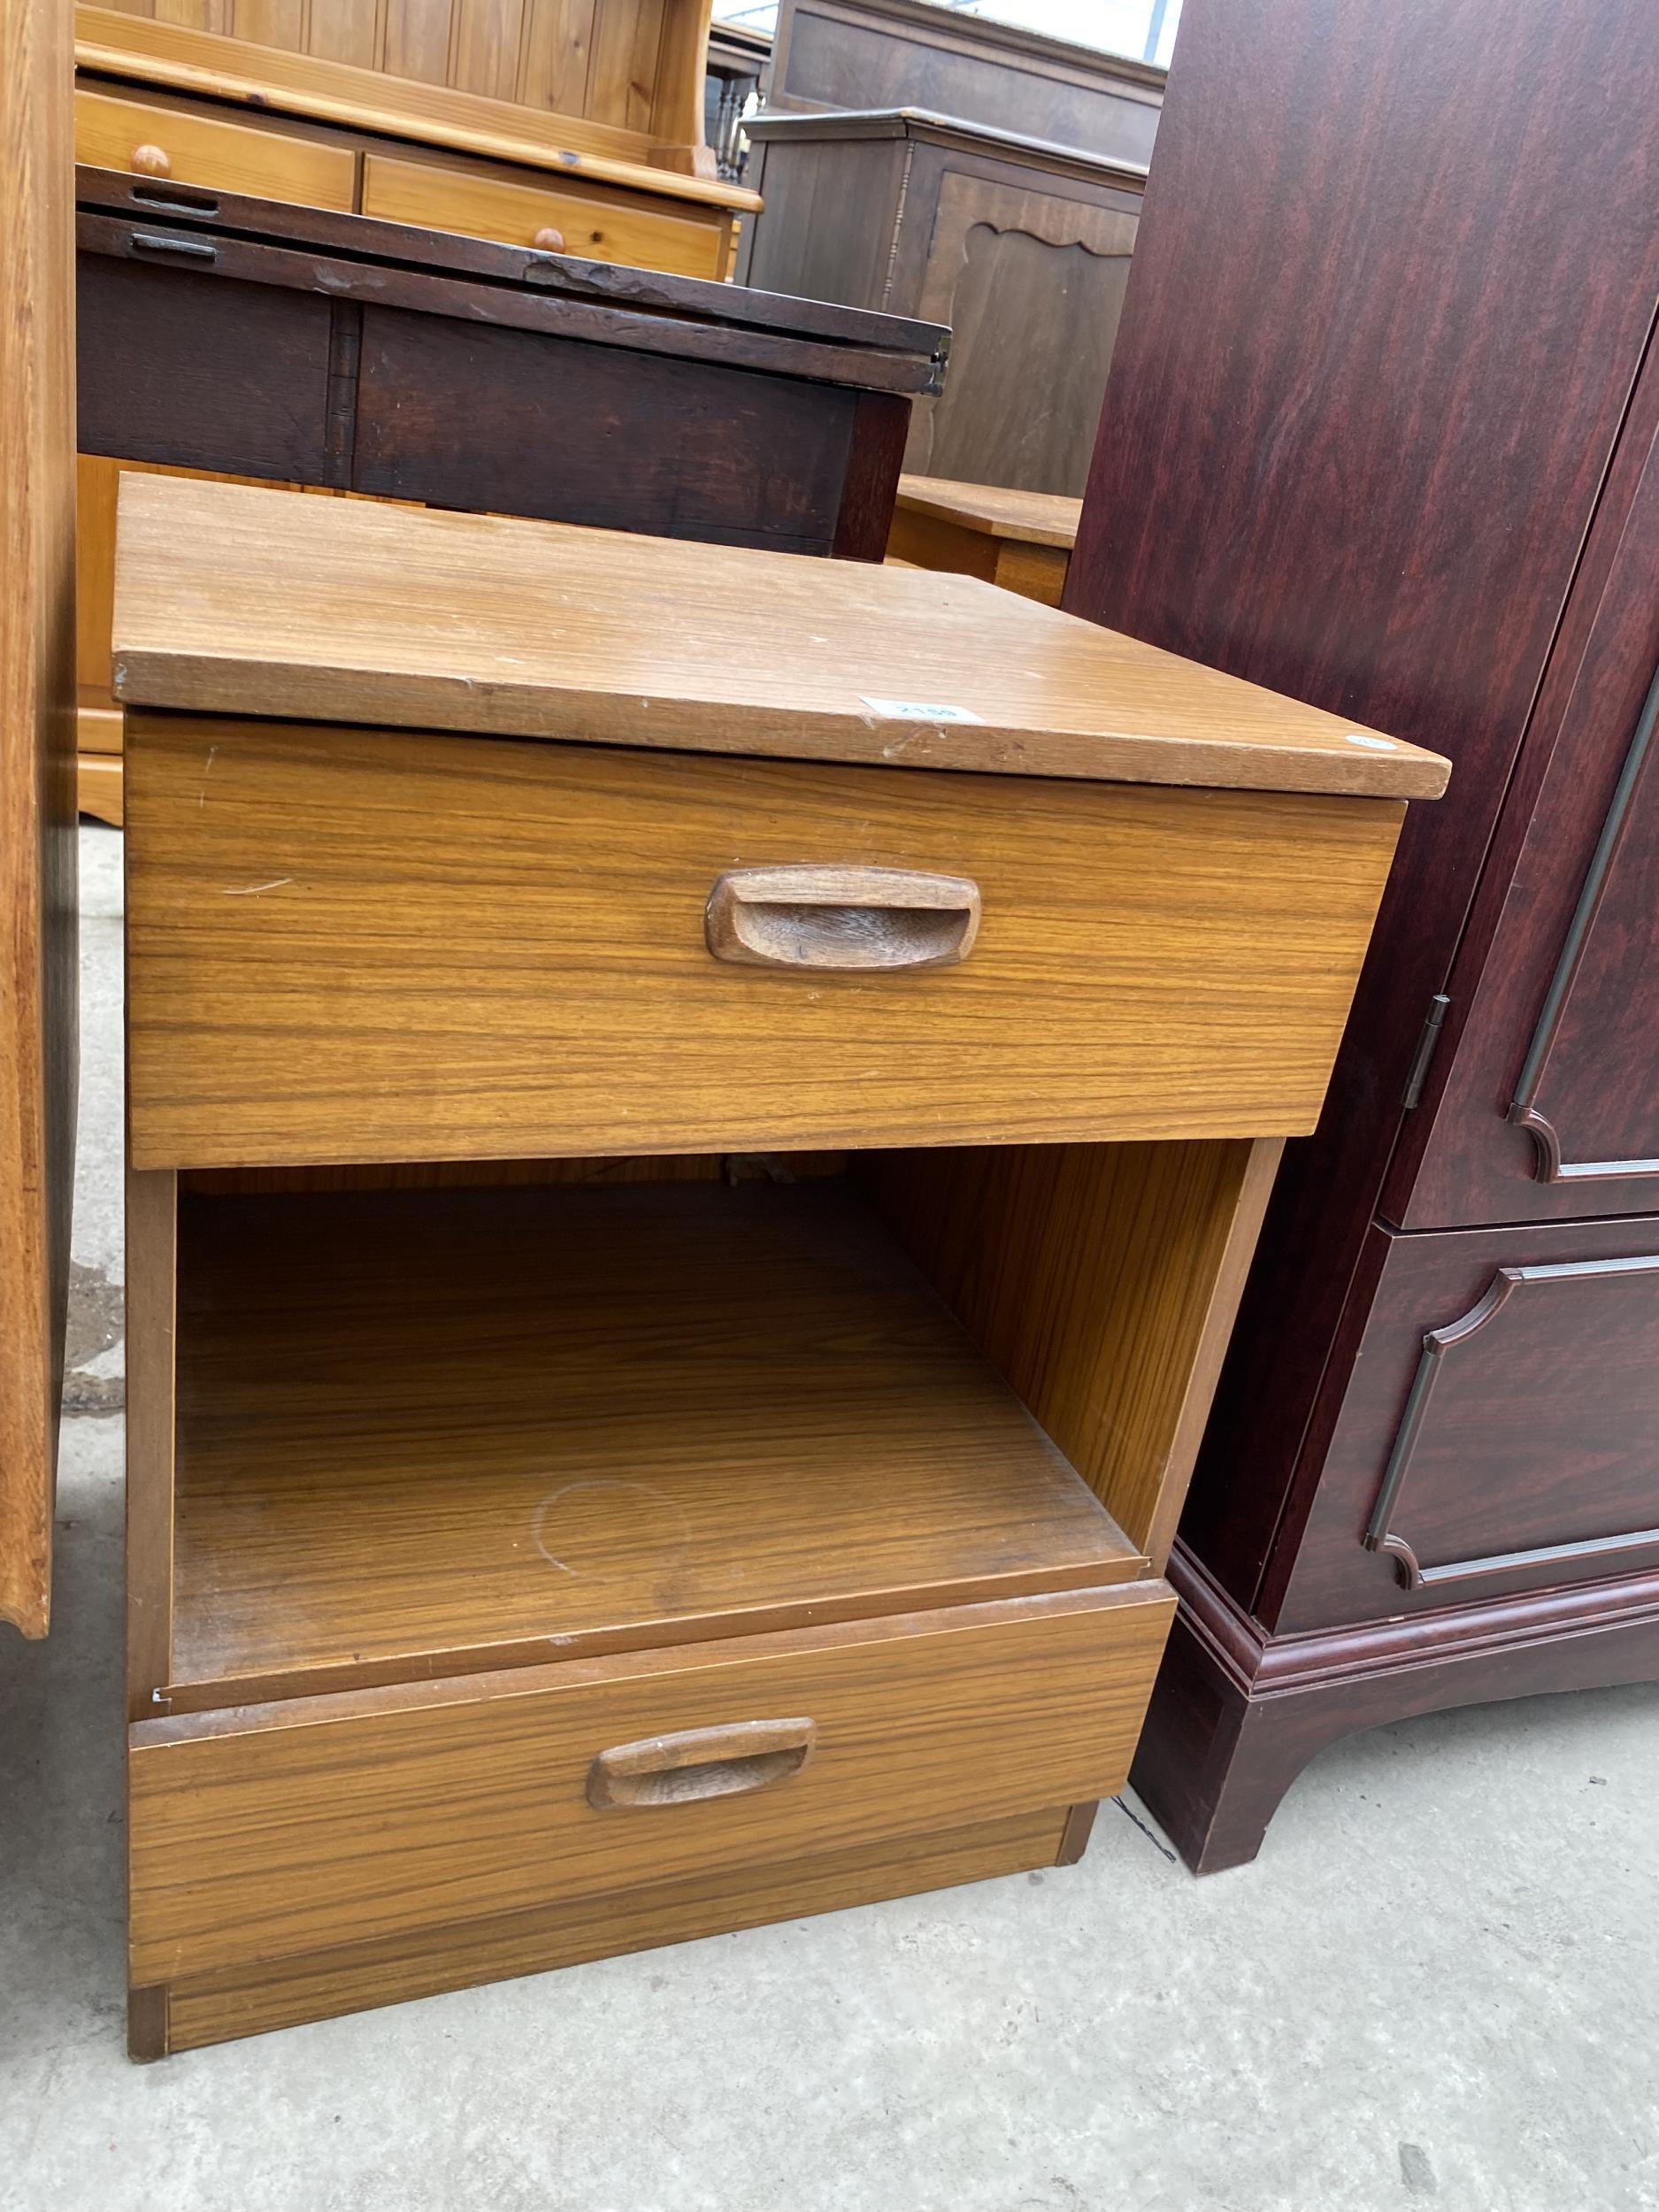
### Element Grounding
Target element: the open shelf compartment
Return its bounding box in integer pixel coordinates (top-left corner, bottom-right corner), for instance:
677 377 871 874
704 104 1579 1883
166 1170 1148 1705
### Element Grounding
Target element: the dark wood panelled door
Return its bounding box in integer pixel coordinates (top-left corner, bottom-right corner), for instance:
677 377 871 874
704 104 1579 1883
1276 1214 1659 1635
910 170 1138 495
1 0 79 1638
1402 400 1659 1229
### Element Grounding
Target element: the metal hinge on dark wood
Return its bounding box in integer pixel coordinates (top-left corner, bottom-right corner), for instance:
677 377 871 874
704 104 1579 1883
1402 993 1451 1108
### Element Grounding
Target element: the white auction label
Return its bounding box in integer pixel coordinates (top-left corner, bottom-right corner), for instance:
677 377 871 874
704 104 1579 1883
859 696 984 724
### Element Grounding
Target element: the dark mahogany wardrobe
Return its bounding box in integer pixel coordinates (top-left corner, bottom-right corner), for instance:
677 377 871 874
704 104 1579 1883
1065 0 1659 1870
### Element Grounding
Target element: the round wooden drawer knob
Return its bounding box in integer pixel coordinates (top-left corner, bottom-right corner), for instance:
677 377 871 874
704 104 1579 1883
533 225 565 252
130 143 172 178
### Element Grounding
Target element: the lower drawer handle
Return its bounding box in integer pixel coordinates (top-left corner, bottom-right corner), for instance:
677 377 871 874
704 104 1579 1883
587 1718 817 1809
706 865 981 972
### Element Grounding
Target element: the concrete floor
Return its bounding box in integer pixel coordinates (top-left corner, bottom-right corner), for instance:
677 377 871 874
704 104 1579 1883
2 824 1655 2212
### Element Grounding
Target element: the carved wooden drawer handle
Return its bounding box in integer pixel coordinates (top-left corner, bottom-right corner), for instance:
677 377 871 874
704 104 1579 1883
587 1718 817 1809
706 865 981 972
130 143 171 177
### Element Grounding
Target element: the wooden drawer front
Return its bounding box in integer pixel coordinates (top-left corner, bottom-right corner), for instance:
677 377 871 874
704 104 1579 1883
361 155 727 279
124 717 1402 1168
74 92 356 211
130 1586 1171 1982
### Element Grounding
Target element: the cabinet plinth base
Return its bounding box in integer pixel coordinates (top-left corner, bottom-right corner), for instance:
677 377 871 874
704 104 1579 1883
1132 1543 1659 1875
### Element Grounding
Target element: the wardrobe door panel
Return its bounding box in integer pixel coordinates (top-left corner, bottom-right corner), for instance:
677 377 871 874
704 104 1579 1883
1278 1217 1659 1633
1402 409 1659 1226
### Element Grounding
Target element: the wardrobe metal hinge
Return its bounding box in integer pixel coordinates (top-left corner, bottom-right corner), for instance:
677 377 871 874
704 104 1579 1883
1402 993 1451 1108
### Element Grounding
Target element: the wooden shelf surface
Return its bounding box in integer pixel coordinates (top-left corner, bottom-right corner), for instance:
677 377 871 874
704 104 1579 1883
896 474 1083 549
170 1179 1141 1701
111 477 1452 800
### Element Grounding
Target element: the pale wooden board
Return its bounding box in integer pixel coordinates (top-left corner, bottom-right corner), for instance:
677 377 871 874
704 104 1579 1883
74 2 762 208
1 0 79 1638
897 472 1083 549
359 150 726 277
111 477 1450 798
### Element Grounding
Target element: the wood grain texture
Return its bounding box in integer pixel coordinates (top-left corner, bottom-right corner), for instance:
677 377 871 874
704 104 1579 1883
75 4 759 209
75 198 927 570
358 150 726 275
77 707 123 754
1398 387 1659 1226
829 388 910 563
1274 1213 1659 1633
129 1583 1172 1981
766 0 1162 165
76 458 300 722
156 1805 1072 2053
744 114 1144 495
110 478 1448 798
450 0 522 96
349 306 861 549
304 0 380 66
518 0 597 117
645 0 709 153
887 486 1075 607
179 1153 849 1192
1 0 78 1638
864 1138 1281 1567
587 0 664 134
165 1180 1140 1700
1055 1800 1096 1864
987 540 1070 610
72 172 942 388
907 168 1136 495
1067 0 1659 1621
380 0 454 86
896 473 1080 549
74 85 357 204
125 1168 176 1713
124 714 1404 1168
76 752 124 825
77 256 338 483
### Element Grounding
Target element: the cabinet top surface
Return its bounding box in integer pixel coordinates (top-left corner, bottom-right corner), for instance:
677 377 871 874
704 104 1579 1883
743 104 1151 183
113 479 1449 798
897 473 1083 549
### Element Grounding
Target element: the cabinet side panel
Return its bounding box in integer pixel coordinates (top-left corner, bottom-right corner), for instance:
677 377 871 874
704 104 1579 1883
864 1135 1280 1566
0 0 79 1639
742 137 907 311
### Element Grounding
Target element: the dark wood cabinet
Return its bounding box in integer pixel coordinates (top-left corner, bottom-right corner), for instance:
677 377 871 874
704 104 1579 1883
743 109 1143 495
760 0 1164 162
1065 0 1659 1871
73 164 941 823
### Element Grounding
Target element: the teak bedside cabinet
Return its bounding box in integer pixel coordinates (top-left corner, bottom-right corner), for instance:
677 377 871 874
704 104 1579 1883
111 475 1446 2057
